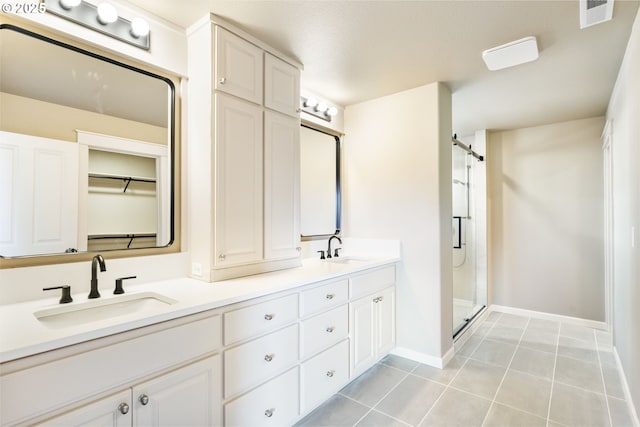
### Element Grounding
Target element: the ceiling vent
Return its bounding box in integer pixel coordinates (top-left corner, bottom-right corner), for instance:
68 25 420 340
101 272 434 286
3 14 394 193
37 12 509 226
482 36 539 71
580 0 614 29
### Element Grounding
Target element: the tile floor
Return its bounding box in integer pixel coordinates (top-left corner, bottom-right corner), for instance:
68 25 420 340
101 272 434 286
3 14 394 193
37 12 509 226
295 311 636 427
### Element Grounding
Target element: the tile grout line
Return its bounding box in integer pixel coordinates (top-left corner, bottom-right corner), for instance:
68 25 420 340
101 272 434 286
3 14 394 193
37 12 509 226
415 315 501 427
595 329 614 427
479 316 531 427
544 321 562 427
348 363 414 427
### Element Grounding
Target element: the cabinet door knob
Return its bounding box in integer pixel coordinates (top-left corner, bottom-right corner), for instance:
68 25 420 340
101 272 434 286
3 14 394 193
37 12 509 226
139 394 149 406
218 254 226 260
219 77 226 84
326 326 335 333
264 313 274 320
373 297 379 303
326 293 335 300
264 408 275 418
264 354 274 362
118 403 130 415
378 296 384 302
296 246 302 252
326 370 335 378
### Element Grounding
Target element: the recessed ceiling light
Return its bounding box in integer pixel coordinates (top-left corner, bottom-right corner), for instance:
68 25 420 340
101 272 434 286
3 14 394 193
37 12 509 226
482 36 539 71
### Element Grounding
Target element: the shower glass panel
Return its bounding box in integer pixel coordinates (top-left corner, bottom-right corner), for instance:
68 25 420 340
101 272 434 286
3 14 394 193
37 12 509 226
452 142 484 336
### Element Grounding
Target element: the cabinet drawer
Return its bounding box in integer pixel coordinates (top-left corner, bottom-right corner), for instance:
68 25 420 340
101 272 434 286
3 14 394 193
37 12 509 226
224 324 299 398
224 293 298 345
350 265 396 300
224 367 299 427
301 304 348 359
300 279 348 317
301 340 349 414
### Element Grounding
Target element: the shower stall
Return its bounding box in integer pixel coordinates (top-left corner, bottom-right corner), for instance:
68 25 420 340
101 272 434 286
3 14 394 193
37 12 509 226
452 134 487 338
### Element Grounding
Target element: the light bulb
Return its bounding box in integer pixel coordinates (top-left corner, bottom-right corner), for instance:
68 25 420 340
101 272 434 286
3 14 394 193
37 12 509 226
97 3 118 25
315 102 328 113
59 0 81 10
326 106 338 117
130 17 150 38
304 97 318 108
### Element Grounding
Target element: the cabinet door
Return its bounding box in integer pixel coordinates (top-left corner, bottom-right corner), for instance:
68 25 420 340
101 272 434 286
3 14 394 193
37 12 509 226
38 390 132 427
376 287 396 356
215 26 263 104
133 355 222 427
350 295 376 377
214 93 264 267
264 111 300 260
264 53 300 117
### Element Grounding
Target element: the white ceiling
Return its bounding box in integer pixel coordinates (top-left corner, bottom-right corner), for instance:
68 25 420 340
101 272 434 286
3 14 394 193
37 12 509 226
126 0 639 135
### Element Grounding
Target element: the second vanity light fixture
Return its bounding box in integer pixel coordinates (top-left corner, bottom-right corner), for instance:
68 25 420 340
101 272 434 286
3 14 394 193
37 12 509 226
45 0 150 50
300 96 338 122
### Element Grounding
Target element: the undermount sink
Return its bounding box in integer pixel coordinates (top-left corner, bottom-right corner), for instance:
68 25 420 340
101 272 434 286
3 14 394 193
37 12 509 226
324 256 372 265
34 292 178 329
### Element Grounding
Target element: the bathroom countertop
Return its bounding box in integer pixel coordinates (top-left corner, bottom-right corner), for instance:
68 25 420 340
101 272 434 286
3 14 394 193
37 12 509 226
0 256 399 363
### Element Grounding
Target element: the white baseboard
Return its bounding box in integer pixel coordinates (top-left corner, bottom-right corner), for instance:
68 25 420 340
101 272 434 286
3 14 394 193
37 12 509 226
489 304 607 330
614 348 640 427
391 346 455 369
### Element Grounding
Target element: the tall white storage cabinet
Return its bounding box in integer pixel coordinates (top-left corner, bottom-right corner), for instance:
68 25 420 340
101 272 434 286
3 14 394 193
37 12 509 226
187 16 302 281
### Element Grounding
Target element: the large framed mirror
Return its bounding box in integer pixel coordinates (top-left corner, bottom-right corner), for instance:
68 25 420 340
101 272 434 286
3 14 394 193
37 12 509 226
0 24 175 258
300 124 341 239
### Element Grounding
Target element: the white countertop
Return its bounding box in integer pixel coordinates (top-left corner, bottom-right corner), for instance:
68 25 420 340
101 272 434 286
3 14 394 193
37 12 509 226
0 256 398 363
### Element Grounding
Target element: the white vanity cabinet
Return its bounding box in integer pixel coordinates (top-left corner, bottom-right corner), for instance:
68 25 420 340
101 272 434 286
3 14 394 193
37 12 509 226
39 355 221 427
187 17 303 281
1 314 223 426
349 267 397 377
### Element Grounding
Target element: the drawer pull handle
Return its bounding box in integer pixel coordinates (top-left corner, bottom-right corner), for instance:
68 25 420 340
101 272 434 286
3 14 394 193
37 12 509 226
264 313 274 320
139 394 149 406
326 294 335 300
326 370 335 378
118 403 130 415
326 326 335 333
264 354 274 362
219 77 226 84
265 408 275 418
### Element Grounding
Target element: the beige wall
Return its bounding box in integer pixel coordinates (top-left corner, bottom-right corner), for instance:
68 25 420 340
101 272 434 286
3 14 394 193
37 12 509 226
488 116 605 321
0 92 167 144
606 6 640 419
344 82 453 362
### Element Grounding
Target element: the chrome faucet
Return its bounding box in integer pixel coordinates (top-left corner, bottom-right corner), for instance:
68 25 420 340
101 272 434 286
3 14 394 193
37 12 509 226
89 254 106 299
327 235 342 259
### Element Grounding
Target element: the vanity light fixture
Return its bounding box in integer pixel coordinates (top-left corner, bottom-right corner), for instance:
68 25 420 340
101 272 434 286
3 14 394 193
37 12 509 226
96 2 117 24
300 96 338 122
59 0 81 9
45 0 150 50
303 97 318 108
